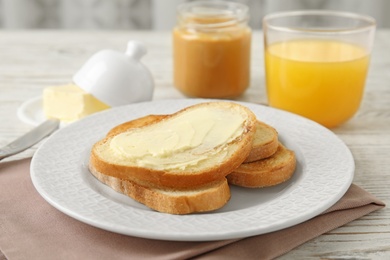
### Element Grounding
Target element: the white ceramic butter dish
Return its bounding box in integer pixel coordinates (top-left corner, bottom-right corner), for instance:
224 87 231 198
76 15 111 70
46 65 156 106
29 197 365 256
73 41 154 107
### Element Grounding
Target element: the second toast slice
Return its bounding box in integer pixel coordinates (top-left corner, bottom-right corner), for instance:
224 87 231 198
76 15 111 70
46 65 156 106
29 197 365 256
90 166 231 214
227 143 296 188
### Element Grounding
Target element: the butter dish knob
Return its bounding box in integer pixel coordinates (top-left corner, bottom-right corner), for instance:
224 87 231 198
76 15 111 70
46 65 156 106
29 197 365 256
126 41 147 60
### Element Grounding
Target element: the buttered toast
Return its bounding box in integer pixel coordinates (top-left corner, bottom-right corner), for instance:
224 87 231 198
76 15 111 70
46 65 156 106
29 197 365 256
91 109 234 214
107 115 279 163
106 115 290 189
89 101 296 214
90 102 257 189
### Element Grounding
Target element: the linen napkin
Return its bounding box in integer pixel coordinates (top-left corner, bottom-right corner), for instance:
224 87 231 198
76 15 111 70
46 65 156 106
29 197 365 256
0 158 385 260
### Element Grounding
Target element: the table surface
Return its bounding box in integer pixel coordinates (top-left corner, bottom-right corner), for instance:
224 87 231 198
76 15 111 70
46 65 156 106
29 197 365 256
0 30 389 258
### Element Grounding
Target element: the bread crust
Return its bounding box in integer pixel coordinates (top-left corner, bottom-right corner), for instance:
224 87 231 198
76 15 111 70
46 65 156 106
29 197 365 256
227 143 296 188
90 165 231 214
89 102 257 189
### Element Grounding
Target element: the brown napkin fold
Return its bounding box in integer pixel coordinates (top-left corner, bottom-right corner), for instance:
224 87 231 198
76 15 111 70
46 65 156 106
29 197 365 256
0 159 385 260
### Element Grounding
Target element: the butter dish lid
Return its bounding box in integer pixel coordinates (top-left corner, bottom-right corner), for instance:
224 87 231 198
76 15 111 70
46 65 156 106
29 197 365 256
73 41 154 107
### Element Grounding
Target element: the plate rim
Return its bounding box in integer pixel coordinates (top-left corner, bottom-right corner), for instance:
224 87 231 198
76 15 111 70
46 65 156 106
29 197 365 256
30 98 354 241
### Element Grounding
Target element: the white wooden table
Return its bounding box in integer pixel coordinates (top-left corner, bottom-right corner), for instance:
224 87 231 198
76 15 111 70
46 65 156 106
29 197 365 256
0 30 389 258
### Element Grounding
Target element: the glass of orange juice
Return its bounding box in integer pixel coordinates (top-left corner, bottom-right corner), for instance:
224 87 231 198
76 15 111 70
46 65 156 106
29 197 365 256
263 11 376 128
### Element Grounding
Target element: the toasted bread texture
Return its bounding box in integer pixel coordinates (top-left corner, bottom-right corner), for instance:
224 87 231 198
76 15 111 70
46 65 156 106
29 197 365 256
227 143 296 188
90 166 231 214
90 102 257 189
244 121 279 163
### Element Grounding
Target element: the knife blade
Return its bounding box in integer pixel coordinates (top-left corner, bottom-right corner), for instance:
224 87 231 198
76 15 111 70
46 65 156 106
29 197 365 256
0 119 60 160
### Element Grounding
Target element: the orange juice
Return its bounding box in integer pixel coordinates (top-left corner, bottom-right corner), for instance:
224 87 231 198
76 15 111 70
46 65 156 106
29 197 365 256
265 39 370 127
173 20 251 98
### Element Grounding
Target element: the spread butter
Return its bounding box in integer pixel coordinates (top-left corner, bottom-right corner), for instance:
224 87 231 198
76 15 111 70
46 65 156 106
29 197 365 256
109 107 245 170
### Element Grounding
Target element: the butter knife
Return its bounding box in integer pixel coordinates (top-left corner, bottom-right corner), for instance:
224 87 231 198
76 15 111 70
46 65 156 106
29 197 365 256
0 119 60 160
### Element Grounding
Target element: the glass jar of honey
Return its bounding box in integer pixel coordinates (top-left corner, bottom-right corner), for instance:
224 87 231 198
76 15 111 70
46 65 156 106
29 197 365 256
173 1 251 98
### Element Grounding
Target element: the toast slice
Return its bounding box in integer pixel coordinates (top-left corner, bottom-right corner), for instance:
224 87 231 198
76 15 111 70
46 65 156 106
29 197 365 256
90 167 231 214
244 121 278 163
227 143 296 188
90 102 257 189
106 116 279 163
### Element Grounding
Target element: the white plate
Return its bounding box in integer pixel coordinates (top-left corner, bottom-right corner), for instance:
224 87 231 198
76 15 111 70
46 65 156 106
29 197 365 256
17 96 45 126
30 99 354 241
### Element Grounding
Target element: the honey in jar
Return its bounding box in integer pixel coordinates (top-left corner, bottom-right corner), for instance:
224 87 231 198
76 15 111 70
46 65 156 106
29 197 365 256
173 1 251 98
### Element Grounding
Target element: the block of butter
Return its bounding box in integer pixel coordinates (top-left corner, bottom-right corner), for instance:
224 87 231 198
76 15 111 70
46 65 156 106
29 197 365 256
43 84 110 122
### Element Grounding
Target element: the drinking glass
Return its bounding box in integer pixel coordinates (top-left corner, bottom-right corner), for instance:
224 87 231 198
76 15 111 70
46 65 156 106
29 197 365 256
263 10 376 128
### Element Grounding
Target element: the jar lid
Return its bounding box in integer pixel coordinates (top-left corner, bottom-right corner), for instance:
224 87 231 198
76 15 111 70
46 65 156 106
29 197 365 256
177 1 249 30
